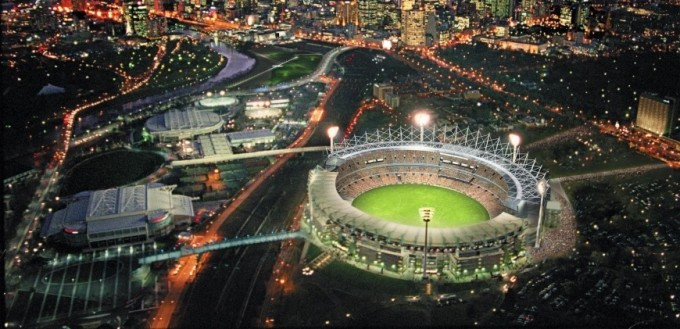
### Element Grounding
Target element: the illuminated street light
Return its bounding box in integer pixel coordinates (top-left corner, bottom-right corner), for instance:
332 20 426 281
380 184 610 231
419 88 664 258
509 133 521 163
414 112 430 142
327 126 339 153
535 178 549 249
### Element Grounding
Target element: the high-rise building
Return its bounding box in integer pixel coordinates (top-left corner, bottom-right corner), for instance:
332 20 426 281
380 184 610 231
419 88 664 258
635 93 678 136
376 0 399 29
358 0 379 27
484 0 513 19
401 7 426 46
336 0 359 26
559 5 572 26
125 2 149 37
576 2 589 29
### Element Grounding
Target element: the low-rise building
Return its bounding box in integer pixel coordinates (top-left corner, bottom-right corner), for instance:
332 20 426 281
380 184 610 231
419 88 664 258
41 184 194 249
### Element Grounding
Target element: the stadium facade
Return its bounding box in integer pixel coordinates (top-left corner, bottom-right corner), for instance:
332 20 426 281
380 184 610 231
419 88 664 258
145 109 224 141
41 183 194 249
306 126 546 276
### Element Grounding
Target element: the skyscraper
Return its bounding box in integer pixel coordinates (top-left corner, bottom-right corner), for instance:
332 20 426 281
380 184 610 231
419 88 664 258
401 7 426 46
576 2 590 29
337 0 359 26
635 93 678 136
559 5 573 26
358 0 379 27
125 1 149 37
483 0 514 19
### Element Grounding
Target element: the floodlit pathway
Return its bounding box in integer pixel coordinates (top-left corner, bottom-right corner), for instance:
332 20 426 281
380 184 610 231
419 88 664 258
523 126 591 151
551 163 668 183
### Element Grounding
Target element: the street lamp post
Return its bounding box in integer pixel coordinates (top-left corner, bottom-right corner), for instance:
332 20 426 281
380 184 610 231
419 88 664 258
535 178 549 249
419 207 434 280
327 126 339 153
414 112 430 142
509 133 521 163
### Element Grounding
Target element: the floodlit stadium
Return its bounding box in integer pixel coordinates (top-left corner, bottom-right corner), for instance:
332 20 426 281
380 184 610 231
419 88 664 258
307 126 546 277
145 109 224 141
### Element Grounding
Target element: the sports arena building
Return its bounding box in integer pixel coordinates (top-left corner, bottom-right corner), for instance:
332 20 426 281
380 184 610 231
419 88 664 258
41 183 194 249
306 126 546 277
145 109 224 141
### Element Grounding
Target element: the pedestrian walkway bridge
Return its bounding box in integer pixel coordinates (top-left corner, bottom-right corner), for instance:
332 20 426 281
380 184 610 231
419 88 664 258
138 230 306 264
170 146 327 167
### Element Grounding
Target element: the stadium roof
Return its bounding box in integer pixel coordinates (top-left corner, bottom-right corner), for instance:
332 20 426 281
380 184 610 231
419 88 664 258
309 170 526 247
330 126 546 201
145 109 223 132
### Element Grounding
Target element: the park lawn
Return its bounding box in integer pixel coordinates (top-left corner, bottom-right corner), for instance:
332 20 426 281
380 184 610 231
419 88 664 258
352 184 489 228
269 54 321 85
262 49 297 61
62 150 164 195
319 260 419 295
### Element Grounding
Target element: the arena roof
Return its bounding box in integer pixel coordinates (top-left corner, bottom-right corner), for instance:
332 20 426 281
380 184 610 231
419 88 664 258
329 126 546 201
145 109 223 132
40 184 194 239
309 170 526 247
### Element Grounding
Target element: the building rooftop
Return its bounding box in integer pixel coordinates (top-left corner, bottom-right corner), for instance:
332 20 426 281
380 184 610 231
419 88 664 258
145 109 223 132
198 134 233 157
226 129 275 142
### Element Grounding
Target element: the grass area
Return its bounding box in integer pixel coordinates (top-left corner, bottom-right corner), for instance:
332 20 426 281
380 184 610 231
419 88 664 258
352 184 489 228
62 150 164 195
319 260 419 295
528 132 658 177
51 40 159 77
261 49 297 61
304 243 322 262
269 54 321 85
147 39 224 90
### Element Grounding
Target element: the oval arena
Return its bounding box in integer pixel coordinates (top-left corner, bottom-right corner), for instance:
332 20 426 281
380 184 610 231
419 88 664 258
306 126 546 278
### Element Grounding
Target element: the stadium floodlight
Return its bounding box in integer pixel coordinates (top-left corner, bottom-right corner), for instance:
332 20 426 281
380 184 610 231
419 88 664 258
509 133 521 163
327 126 340 153
534 178 549 249
419 207 434 280
414 112 430 142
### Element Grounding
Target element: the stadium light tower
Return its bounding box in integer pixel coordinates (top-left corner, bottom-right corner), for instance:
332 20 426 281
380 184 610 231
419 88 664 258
419 207 434 280
509 133 521 163
414 112 430 142
327 126 340 153
534 178 549 249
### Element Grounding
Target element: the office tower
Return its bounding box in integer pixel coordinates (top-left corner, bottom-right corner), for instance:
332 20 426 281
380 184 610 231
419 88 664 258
125 1 149 37
635 93 678 136
559 4 572 26
576 1 589 28
337 0 359 26
359 0 378 27
401 7 426 46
